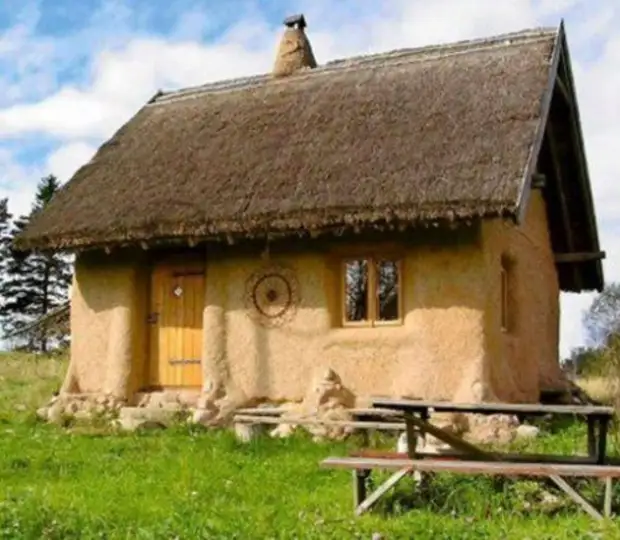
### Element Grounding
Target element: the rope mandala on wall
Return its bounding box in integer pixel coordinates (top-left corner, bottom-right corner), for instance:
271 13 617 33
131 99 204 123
244 264 300 327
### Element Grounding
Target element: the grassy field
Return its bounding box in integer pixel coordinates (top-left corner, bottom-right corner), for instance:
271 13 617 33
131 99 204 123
578 376 617 405
1 353 620 539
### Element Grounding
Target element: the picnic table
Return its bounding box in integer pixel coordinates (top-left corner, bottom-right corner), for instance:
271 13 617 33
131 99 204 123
321 398 619 520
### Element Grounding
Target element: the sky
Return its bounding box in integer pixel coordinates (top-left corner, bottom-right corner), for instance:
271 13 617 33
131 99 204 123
0 0 618 358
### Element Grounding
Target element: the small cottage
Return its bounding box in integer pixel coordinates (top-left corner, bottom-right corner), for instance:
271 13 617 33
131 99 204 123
16 17 604 421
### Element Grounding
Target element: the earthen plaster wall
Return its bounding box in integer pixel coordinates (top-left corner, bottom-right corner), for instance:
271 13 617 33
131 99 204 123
64 250 148 398
481 189 563 403
61 191 562 406
204 229 495 404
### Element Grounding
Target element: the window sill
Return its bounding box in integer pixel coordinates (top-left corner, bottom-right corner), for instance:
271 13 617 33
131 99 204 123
341 319 404 329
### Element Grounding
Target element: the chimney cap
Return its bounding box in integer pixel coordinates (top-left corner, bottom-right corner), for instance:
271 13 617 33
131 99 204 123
283 14 307 30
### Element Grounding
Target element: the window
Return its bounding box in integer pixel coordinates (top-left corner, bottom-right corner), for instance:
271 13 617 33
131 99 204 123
342 257 402 326
500 257 511 332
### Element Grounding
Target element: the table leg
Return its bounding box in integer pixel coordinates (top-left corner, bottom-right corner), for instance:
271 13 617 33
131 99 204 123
404 413 418 457
404 413 424 489
604 477 613 517
420 408 429 448
353 470 369 510
587 417 597 458
598 417 609 465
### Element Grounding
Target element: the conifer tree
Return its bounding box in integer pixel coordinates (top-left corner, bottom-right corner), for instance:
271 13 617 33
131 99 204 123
0 198 12 337
0 176 72 351
0 198 11 274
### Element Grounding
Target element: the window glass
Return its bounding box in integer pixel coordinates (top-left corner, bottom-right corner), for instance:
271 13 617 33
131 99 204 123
376 260 400 321
344 260 368 322
501 261 509 331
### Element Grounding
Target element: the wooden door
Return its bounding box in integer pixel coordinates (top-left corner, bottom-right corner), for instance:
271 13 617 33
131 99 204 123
148 262 205 388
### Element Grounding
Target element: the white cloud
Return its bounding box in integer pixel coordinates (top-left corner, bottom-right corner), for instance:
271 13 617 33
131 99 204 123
0 35 275 140
46 142 97 183
0 148 43 218
0 0 618 356
0 4 60 104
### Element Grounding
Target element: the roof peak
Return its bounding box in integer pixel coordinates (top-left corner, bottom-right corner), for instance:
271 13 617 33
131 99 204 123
327 25 558 67
151 24 559 106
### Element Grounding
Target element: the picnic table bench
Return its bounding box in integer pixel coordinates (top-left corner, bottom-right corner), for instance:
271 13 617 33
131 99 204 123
320 398 618 520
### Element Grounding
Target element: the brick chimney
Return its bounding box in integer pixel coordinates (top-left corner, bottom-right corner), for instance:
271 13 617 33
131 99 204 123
273 14 317 77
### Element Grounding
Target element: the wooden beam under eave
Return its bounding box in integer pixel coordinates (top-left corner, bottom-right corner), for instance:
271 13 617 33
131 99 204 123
532 173 546 189
556 44 604 288
546 121 582 289
554 76 573 110
555 251 606 264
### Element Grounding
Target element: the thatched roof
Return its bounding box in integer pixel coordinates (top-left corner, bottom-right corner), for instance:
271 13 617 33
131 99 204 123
15 21 604 291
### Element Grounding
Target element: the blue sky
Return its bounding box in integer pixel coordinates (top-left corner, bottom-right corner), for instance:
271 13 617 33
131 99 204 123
1 0 619 357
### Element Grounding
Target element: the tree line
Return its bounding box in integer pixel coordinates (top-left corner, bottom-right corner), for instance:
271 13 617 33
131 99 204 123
0 175 73 353
563 283 620 379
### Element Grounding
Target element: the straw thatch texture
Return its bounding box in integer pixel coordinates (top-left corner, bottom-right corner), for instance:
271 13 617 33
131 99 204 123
16 29 558 251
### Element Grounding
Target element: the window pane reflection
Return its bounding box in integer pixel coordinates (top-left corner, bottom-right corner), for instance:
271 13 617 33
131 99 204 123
376 260 399 321
344 260 368 322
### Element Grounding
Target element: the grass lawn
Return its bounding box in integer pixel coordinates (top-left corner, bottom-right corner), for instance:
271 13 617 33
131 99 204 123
1 353 620 539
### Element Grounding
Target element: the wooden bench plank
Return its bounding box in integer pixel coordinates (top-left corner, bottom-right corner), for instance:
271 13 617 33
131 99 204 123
349 449 605 465
350 450 410 459
235 407 404 418
233 415 405 430
321 457 620 478
371 398 615 417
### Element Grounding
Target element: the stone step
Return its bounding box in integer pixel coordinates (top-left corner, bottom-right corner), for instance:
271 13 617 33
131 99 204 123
132 390 201 408
117 406 187 431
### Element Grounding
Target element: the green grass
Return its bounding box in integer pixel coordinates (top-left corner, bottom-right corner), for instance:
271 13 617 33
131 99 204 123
1 353 620 539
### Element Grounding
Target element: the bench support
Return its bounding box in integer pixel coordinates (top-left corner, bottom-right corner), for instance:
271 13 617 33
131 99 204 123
323 457 618 520
354 467 412 516
605 477 613 517
550 474 603 520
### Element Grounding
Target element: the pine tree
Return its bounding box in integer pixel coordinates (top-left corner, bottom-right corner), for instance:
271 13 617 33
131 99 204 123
0 176 73 351
0 198 11 274
0 198 12 337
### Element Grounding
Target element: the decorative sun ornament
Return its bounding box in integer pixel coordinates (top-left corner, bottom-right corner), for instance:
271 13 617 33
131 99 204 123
244 265 300 327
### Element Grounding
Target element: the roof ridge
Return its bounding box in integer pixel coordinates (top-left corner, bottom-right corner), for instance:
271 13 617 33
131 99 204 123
151 25 558 106
325 26 557 68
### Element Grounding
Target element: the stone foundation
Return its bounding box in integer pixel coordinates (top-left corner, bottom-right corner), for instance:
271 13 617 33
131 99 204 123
37 368 544 445
36 393 126 424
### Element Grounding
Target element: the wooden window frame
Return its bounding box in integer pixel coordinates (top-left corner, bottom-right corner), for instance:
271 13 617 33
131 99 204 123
500 257 510 333
340 256 404 328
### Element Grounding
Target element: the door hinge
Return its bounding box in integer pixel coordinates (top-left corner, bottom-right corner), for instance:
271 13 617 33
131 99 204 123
147 312 159 324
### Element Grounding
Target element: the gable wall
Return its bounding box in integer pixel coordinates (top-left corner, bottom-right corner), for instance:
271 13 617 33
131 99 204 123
481 189 563 402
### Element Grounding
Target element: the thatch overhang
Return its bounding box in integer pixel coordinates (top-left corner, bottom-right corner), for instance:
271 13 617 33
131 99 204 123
14 21 603 292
